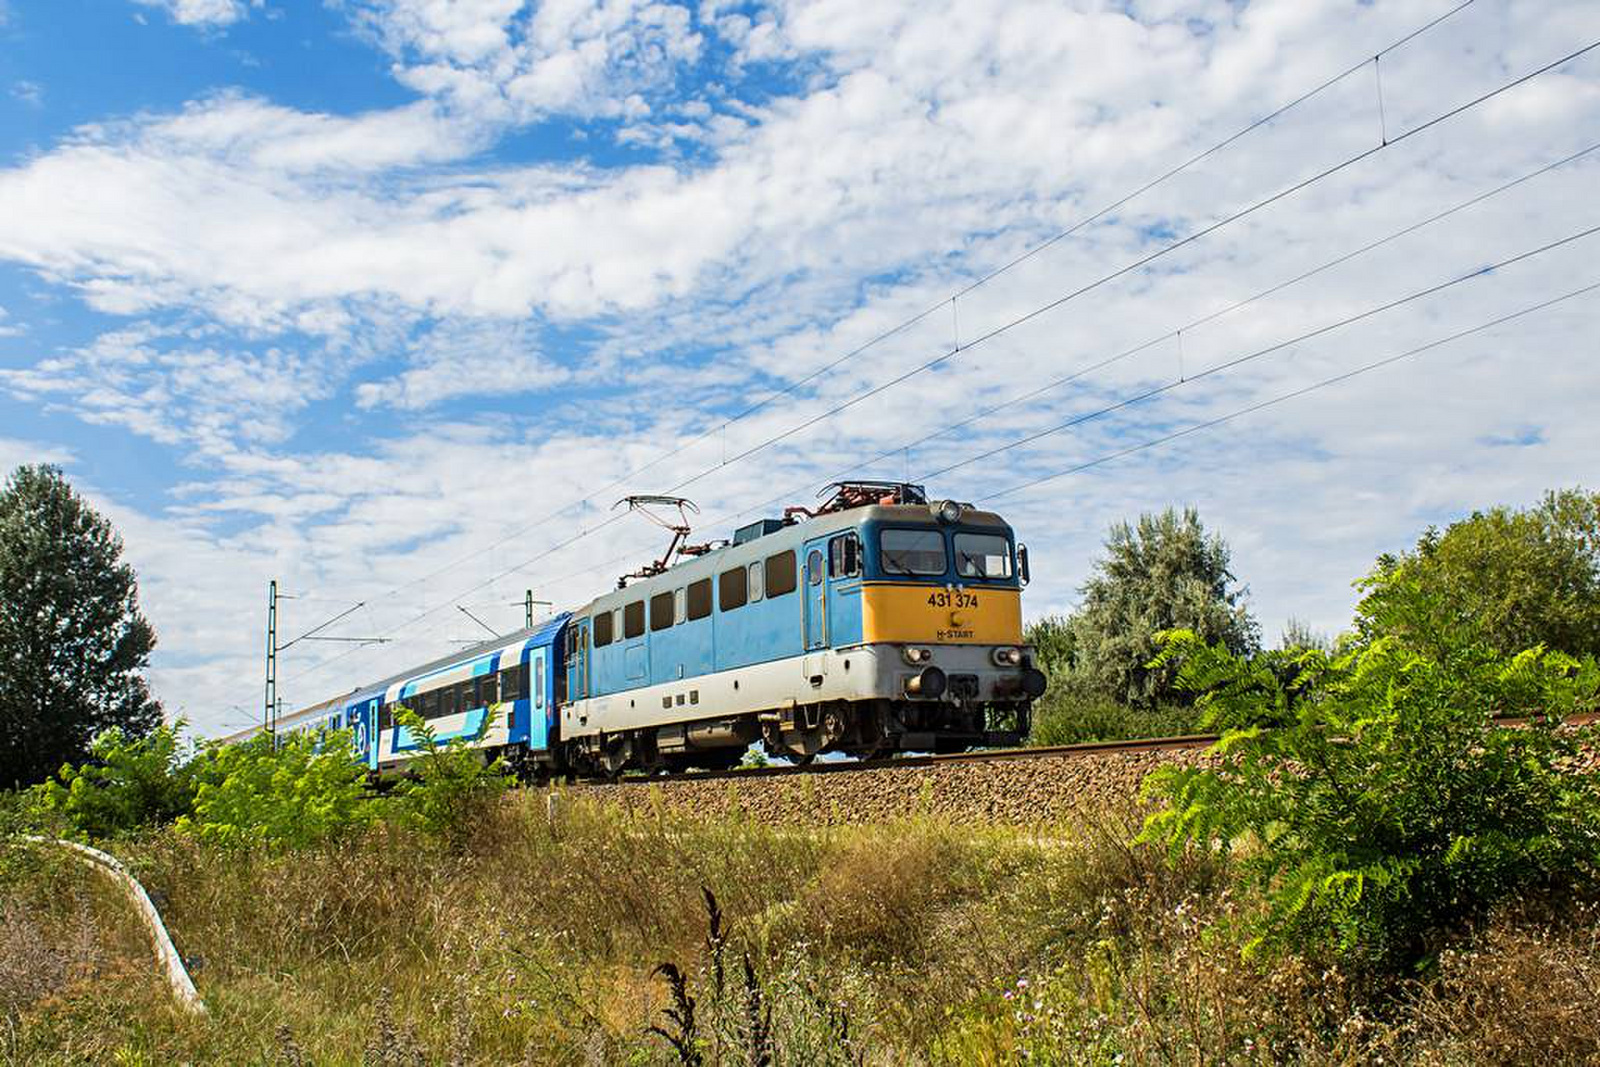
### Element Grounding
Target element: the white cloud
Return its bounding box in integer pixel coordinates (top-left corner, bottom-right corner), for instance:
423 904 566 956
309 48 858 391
133 0 261 27
355 320 569 410
348 0 705 124
0 436 74 472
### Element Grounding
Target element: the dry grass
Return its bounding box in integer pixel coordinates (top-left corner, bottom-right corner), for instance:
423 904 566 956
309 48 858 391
3 793 1599 1064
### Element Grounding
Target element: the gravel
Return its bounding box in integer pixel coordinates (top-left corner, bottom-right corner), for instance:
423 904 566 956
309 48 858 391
562 745 1210 826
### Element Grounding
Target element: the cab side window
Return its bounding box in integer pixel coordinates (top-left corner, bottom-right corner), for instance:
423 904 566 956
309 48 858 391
829 532 861 577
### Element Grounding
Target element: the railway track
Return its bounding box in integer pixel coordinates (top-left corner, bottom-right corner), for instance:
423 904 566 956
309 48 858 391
589 732 1220 786
584 710 1600 788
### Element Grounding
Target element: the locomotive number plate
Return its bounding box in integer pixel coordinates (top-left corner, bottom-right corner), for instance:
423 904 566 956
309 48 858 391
926 590 979 609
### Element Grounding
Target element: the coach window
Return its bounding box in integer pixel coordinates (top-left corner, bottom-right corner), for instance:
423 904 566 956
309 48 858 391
687 578 713 620
593 611 614 648
650 591 675 631
765 550 797 597
479 673 498 706
720 566 748 611
624 600 646 639
613 608 624 641
674 587 687 624
748 561 764 602
534 658 545 708
808 549 824 585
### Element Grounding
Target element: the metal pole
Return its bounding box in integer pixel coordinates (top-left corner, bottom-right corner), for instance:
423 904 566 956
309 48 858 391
526 589 534 629
264 580 277 737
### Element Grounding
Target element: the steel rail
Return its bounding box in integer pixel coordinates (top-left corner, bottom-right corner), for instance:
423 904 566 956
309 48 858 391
577 711 1600 788
581 732 1220 787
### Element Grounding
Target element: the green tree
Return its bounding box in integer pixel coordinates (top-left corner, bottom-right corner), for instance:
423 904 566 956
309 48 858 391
0 465 161 788
390 707 510 848
1067 507 1257 705
1356 487 1600 659
1140 578 1600 971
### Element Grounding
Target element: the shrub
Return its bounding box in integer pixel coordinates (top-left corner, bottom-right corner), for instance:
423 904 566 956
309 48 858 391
1140 581 1600 971
1027 681 1204 746
25 722 196 840
389 707 510 846
177 730 376 849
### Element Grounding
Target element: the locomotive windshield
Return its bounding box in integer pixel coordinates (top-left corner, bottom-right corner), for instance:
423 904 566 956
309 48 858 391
953 533 1014 579
879 528 946 575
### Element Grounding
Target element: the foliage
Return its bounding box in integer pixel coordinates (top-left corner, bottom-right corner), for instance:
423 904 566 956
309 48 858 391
1140 580 1600 971
1277 616 1333 653
1356 486 1600 659
1027 683 1204 746
26 722 196 840
1023 614 1076 677
1064 507 1258 706
176 730 376 849
0 464 161 789
389 707 510 845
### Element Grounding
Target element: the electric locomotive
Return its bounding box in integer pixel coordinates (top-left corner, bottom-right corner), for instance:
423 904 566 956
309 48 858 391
246 482 1047 777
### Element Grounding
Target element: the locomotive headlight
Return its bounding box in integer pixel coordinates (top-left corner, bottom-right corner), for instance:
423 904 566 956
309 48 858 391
992 646 1023 667
932 499 965 525
903 646 933 665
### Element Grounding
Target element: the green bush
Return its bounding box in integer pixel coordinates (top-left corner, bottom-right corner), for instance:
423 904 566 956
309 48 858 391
1027 682 1203 746
177 730 377 849
25 722 195 840
389 707 510 846
1140 578 1600 971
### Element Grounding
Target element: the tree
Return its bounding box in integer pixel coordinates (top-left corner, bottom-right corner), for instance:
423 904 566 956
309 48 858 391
1140 581 1600 972
1066 507 1257 705
0 465 161 788
1355 487 1600 659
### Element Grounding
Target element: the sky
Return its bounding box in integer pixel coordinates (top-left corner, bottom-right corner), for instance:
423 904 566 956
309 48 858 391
0 0 1596 737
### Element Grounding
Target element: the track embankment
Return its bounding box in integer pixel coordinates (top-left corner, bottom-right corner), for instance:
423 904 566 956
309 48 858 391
563 739 1211 826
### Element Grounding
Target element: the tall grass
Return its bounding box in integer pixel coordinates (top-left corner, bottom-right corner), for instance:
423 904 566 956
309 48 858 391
4 791 1599 1063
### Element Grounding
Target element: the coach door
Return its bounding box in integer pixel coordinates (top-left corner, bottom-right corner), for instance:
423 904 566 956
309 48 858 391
803 540 828 650
567 618 589 700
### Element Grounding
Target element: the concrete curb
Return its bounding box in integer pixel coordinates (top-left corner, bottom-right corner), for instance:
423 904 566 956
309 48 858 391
21 835 207 1016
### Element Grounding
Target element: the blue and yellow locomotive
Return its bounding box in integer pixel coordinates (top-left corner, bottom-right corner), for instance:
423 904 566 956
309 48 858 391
252 483 1047 777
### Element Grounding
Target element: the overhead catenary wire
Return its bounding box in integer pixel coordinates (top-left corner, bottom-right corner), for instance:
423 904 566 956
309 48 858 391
705 140 1600 527
276 21 1594 699
980 280 1600 501
917 223 1600 482
264 1 1488 652
653 37 1600 498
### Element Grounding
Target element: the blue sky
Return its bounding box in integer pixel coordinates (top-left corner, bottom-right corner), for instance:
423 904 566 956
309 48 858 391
0 0 1597 735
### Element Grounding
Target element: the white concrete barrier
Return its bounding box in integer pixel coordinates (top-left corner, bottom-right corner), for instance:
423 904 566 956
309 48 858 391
21 835 207 1016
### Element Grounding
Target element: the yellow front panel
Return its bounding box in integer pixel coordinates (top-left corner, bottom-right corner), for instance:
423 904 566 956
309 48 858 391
860 583 1023 645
